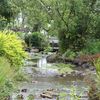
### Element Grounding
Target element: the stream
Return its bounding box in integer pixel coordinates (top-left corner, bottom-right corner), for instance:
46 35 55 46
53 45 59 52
11 52 89 100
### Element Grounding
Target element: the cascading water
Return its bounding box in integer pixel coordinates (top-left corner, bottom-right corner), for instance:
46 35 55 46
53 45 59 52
37 54 59 76
11 52 89 100
37 55 48 75
37 55 47 68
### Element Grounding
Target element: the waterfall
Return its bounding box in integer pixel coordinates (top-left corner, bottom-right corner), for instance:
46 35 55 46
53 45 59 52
37 55 47 68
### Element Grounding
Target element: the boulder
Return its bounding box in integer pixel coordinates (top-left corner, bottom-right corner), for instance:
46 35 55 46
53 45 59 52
40 93 53 99
47 53 60 63
40 89 59 99
17 94 24 100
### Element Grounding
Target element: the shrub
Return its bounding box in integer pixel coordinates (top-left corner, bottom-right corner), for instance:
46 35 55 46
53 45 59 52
94 60 100 100
0 81 13 100
25 32 50 50
83 39 100 54
0 57 13 86
0 57 14 99
0 30 27 99
16 32 26 40
62 49 76 60
87 59 100 100
55 63 74 74
0 31 27 69
14 72 29 82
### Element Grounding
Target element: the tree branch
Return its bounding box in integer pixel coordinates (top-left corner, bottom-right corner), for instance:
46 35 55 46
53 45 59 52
55 1 68 29
37 0 53 20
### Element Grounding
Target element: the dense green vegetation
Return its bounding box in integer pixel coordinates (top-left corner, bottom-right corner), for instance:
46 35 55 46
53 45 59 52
25 32 50 50
0 0 100 99
88 60 100 100
0 31 27 68
0 0 100 54
0 31 27 99
0 0 18 30
0 57 14 99
9 0 100 54
82 39 100 54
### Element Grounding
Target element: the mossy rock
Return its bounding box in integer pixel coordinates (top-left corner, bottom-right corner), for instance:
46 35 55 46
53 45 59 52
17 94 23 100
28 94 34 100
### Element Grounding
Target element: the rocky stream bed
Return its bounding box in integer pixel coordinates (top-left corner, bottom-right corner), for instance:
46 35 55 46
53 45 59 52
10 52 95 100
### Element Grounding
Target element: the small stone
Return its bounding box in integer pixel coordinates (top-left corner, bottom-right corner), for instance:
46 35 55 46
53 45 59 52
47 88 54 91
60 73 66 77
21 89 27 92
40 93 53 99
32 80 38 83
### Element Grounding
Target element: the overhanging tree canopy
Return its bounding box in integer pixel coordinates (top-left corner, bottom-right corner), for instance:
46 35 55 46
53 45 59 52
10 0 100 53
